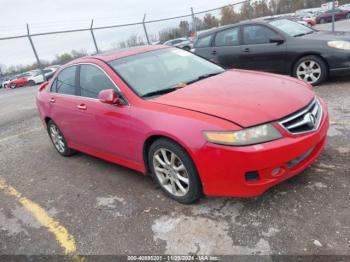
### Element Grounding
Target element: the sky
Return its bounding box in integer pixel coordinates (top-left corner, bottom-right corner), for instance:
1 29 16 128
0 0 243 70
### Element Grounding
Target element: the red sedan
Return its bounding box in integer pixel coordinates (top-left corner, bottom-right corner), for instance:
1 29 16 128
8 76 28 89
316 8 350 24
36 46 329 204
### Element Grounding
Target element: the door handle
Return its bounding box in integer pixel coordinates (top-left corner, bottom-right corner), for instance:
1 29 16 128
49 98 55 103
243 48 250 53
211 50 217 55
77 104 87 110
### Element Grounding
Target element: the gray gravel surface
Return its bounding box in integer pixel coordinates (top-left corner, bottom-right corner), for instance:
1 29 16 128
0 74 349 256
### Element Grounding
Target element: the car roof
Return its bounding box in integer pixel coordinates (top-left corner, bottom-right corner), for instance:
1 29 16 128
197 19 274 38
80 45 168 63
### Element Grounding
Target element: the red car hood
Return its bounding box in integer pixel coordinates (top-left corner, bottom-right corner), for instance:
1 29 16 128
151 70 314 127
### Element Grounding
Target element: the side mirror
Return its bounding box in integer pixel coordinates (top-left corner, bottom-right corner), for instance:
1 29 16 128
98 89 120 104
270 36 285 45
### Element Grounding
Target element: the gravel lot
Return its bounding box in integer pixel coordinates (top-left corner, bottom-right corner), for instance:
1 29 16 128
0 73 349 258
315 19 350 32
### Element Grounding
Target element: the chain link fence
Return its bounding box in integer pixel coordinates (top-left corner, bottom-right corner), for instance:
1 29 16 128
0 0 338 79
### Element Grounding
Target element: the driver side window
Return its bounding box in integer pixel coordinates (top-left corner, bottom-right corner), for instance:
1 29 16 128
243 25 279 45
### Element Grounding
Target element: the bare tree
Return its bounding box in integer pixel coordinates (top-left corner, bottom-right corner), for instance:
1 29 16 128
202 14 220 29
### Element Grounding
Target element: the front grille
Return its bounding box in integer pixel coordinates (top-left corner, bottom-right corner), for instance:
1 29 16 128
279 98 322 135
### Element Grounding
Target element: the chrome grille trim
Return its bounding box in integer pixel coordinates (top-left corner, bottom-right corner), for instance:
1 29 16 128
279 98 323 135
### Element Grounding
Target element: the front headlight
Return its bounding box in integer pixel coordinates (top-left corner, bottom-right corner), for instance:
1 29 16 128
203 124 283 146
327 40 350 50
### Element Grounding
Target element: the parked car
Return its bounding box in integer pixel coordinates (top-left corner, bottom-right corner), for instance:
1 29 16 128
27 68 57 85
2 76 16 88
193 19 350 85
163 38 193 50
0 77 10 88
316 8 350 24
36 45 329 204
340 3 350 10
296 13 317 27
8 74 28 89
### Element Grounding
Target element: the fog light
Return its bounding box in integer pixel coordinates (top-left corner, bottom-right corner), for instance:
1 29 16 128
245 171 260 181
272 167 281 176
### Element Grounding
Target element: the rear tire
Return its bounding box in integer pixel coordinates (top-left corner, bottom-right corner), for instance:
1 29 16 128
28 80 35 86
293 55 327 86
47 120 76 157
148 138 202 204
319 18 326 24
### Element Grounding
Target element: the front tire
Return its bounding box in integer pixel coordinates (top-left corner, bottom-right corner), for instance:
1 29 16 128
293 55 327 86
319 18 326 24
148 138 202 204
10 83 16 89
28 80 35 86
47 120 76 156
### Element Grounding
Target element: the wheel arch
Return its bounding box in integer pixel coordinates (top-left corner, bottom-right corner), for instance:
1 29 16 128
142 133 198 175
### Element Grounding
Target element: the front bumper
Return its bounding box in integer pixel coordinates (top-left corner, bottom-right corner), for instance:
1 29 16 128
195 99 329 197
324 50 350 77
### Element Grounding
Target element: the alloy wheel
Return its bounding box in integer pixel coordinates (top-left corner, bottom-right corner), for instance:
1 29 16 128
49 124 65 153
153 148 190 197
296 60 322 85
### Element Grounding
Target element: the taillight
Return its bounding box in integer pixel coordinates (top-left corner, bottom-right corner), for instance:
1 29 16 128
39 81 49 92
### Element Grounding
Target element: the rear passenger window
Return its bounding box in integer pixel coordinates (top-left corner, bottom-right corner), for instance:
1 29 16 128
215 27 239 47
195 35 213 48
53 66 77 95
79 65 115 99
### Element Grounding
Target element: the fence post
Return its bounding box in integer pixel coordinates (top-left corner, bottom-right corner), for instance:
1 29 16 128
190 7 197 35
90 19 99 53
142 14 150 45
332 0 335 32
248 0 252 20
26 24 45 82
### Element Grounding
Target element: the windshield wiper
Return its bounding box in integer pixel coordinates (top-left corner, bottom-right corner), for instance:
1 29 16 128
294 31 314 37
186 71 223 85
141 87 177 98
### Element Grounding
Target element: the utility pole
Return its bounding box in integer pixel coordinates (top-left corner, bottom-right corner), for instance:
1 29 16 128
27 24 45 82
90 19 99 54
332 0 335 32
190 7 197 35
142 14 150 45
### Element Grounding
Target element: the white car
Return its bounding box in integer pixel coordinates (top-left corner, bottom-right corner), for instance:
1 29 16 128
27 68 56 85
2 77 16 88
341 4 350 10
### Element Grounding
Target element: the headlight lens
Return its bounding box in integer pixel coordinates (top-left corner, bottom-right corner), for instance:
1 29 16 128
204 124 283 146
327 40 350 50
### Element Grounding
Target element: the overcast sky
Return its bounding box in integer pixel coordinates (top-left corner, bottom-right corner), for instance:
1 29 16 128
0 0 243 69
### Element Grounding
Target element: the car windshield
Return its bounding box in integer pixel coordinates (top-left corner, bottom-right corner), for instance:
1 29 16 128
269 19 315 37
108 48 225 97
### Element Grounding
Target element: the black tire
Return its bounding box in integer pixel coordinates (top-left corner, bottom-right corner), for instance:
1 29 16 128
10 83 16 89
293 55 328 86
47 120 76 157
183 46 191 51
28 80 35 86
4 84 7 88
148 138 202 204
320 18 326 24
